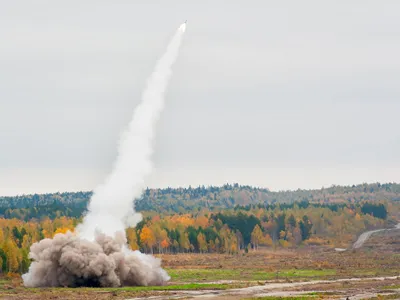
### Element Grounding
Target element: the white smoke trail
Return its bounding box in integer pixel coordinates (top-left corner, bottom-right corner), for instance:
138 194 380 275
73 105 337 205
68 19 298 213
78 23 186 240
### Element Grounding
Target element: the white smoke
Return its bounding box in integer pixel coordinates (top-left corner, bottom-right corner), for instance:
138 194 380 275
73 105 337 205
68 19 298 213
78 22 186 240
22 23 187 287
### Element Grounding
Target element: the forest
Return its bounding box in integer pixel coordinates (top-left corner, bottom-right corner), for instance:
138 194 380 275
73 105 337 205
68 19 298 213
0 193 398 274
0 182 399 219
0 183 398 274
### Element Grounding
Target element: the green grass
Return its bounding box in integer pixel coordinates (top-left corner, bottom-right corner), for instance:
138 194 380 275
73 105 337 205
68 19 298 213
382 284 400 290
242 291 340 300
369 295 400 300
351 270 379 276
101 283 232 291
166 268 336 282
17 283 234 293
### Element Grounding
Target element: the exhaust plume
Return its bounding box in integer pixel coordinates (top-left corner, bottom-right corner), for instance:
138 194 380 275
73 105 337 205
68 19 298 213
22 23 186 287
79 22 187 240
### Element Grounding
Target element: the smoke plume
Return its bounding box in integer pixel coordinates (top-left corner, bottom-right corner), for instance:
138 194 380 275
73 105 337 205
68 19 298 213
22 23 186 287
22 232 168 287
79 22 187 240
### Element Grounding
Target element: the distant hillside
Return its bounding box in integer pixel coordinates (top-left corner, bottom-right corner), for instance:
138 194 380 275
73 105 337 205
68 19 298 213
137 182 400 213
0 182 399 220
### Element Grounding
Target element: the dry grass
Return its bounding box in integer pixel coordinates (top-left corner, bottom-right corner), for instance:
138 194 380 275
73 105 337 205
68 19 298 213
158 246 400 279
1 245 399 299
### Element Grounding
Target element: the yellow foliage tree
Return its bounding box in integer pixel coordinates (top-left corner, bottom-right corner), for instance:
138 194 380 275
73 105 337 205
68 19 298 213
263 233 273 247
179 232 190 252
53 227 73 236
195 216 209 228
3 240 19 273
140 226 156 253
126 228 139 250
279 239 290 248
251 225 263 250
197 232 207 253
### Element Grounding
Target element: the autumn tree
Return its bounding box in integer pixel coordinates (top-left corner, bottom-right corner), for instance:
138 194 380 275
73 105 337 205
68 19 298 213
126 228 139 250
140 226 156 253
263 233 273 247
159 229 169 253
197 233 207 253
3 240 19 273
179 231 190 252
251 224 263 250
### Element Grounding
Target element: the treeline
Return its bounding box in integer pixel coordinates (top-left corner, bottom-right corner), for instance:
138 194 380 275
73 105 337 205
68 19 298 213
0 183 399 219
0 192 89 220
133 201 392 254
135 182 400 213
0 201 396 274
235 202 389 219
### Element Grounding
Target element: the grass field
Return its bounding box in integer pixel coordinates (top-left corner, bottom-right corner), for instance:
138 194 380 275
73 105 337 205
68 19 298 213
166 268 337 282
0 245 399 299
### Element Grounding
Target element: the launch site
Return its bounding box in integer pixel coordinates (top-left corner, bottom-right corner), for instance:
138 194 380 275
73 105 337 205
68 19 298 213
0 1 399 299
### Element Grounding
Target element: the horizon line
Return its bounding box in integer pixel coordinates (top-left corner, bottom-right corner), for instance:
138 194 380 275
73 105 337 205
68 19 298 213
1 181 398 198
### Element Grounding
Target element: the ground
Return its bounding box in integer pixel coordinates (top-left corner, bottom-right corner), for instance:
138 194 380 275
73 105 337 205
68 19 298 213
0 236 399 299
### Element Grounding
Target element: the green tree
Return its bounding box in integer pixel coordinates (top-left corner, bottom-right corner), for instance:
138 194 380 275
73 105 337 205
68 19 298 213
299 216 313 240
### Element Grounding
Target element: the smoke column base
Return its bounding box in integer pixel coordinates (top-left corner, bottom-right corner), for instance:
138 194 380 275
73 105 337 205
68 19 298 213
22 231 170 287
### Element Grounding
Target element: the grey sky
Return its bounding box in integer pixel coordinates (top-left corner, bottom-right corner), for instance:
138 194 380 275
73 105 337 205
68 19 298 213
1 1 399 196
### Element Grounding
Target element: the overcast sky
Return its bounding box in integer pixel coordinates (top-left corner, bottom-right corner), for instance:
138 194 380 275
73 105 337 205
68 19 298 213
1 1 399 196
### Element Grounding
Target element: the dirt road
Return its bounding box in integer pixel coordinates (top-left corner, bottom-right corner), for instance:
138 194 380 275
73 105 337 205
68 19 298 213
129 276 400 299
352 223 400 249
